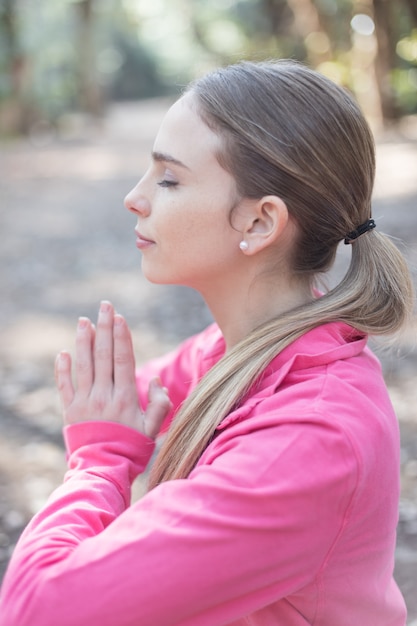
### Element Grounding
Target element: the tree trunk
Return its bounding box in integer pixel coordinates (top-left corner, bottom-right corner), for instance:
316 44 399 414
74 0 102 116
262 0 293 35
372 0 401 120
0 0 33 133
402 0 417 26
285 0 333 65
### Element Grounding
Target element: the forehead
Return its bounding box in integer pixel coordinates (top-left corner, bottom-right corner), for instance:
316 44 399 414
153 95 223 167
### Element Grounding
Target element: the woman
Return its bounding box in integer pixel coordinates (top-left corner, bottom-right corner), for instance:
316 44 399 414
0 60 413 625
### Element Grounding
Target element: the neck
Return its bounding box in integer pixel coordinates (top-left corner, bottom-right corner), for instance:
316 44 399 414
198 271 312 351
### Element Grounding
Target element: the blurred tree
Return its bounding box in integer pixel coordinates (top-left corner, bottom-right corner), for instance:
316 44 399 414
367 0 417 121
372 0 404 120
74 0 103 116
0 0 33 133
1 0 416 135
108 34 171 100
403 0 417 24
97 1 179 100
283 0 334 64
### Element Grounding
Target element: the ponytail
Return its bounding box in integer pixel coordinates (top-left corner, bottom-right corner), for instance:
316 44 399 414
149 231 413 488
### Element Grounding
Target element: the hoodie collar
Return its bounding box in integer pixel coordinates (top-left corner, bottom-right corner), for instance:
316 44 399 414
210 322 368 431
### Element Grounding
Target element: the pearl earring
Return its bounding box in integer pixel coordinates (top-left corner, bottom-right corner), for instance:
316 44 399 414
239 240 249 251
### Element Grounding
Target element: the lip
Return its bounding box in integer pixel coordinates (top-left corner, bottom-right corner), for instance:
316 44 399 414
135 229 155 249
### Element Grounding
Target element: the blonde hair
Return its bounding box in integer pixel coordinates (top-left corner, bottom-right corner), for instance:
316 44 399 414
148 60 414 489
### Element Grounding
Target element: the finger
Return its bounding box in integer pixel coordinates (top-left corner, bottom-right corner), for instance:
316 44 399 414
113 314 136 389
144 378 172 439
55 351 75 410
94 301 114 386
75 317 94 395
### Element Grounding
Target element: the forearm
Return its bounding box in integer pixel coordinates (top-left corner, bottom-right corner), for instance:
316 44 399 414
0 422 155 626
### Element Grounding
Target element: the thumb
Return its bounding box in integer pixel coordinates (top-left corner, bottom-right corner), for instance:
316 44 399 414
144 378 172 439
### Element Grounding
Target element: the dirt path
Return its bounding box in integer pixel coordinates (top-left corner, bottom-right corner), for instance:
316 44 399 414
0 100 416 621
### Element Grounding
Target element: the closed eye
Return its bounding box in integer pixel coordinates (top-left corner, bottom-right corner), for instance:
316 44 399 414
157 180 178 188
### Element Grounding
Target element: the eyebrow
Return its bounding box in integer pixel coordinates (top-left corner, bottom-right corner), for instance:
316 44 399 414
151 151 190 170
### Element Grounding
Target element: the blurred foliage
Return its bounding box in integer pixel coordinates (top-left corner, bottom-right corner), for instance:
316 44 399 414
0 0 416 135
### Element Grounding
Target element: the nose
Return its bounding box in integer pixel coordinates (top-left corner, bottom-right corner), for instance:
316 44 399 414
124 181 151 217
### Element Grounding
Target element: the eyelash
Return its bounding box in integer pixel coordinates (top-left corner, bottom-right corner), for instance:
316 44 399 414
157 180 178 188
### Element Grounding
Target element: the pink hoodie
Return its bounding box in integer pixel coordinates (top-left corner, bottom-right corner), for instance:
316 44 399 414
0 322 406 625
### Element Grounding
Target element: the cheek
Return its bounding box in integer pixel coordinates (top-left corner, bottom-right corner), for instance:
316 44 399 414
156 198 204 240
184 220 237 268
180 211 230 250
155 187 237 257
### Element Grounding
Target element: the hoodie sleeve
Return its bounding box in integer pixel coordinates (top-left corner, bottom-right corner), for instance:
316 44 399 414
0 408 359 626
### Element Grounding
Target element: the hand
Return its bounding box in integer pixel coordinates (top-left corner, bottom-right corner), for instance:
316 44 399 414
55 301 172 439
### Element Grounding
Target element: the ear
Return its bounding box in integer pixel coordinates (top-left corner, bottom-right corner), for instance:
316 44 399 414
241 195 289 255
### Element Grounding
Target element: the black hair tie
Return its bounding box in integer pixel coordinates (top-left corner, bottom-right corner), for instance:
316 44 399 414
344 218 376 244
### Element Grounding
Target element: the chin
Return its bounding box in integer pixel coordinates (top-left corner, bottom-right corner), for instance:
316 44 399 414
141 265 176 286
141 260 196 288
